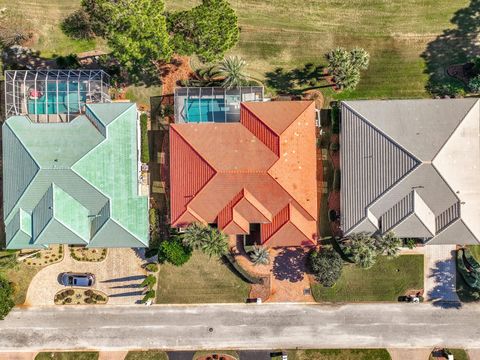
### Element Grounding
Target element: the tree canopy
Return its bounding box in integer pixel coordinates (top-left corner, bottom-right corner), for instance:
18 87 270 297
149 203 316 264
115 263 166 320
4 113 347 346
326 47 370 91
309 247 343 287
182 223 229 258
167 0 240 63
82 0 172 79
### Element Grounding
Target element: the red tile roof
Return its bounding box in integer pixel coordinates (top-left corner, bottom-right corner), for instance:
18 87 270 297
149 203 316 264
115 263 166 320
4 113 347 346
169 101 318 247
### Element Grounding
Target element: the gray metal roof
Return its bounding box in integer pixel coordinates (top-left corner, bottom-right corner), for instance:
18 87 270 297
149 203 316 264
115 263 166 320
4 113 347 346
341 99 480 244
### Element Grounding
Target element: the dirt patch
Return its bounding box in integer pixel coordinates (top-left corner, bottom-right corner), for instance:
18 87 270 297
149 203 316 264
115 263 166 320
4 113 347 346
159 55 193 96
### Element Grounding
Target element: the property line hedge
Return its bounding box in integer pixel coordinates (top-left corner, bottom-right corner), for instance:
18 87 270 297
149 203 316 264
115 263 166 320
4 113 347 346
331 104 340 134
140 113 150 163
333 169 341 191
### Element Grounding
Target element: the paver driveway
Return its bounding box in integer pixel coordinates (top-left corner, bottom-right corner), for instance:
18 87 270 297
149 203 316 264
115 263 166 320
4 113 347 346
424 245 459 303
25 248 147 306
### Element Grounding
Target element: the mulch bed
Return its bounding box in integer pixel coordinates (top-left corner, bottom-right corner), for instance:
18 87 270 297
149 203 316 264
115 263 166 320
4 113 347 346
158 55 193 96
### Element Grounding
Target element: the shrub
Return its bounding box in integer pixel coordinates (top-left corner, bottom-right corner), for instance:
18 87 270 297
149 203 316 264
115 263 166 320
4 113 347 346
330 142 340 152
182 223 228 257
249 246 270 266
333 169 341 191
331 104 340 134
469 75 480 93
85 297 93 304
141 290 155 303
343 233 378 269
140 113 150 163
145 263 159 272
56 54 80 69
66 289 74 296
326 47 370 91
61 9 95 40
64 297 72 304
140 275 157 289
309 247 343 287
158 235 192 266
84 290 93 297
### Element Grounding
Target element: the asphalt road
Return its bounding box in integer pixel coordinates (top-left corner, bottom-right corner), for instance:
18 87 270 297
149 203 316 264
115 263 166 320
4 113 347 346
0 303 479 351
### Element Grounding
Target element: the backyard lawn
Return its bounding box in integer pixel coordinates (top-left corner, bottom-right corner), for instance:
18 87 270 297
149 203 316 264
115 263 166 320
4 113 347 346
156 251 250 304
283 349 391 360
312 255 424 302
168 0 472 99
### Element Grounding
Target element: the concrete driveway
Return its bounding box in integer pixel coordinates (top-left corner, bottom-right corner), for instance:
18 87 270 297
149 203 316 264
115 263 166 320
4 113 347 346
25 248 147 306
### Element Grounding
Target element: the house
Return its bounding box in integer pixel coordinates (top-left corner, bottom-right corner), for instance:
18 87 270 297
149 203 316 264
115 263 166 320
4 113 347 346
340 99 480 244
3 102 149 249
169 101 318 247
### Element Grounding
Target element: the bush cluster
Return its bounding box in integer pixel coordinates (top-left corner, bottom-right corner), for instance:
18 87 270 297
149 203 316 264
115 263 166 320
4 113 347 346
158 236 192 266
308 247 343 287
140 113 150 163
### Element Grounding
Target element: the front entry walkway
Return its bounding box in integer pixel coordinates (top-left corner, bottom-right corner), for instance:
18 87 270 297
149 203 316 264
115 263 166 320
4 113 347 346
25 248 147 306
424 245 459 303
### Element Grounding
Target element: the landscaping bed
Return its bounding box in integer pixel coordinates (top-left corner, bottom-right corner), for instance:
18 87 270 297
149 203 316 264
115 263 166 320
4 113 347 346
22 245 63 266
311 255 424 302
35 352 99 360
54 288 108 305
156 251 250 304
69 246 107 262
125 351 169 360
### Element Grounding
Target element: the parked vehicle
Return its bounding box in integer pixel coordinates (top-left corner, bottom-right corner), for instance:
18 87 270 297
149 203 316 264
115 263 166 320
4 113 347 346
60 272 95 287
398 295 420 303
246 298 262 304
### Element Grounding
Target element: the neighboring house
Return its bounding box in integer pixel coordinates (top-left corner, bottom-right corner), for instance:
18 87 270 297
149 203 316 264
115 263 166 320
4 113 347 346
3 102 149 249
340 99 480 244
169 101 318 247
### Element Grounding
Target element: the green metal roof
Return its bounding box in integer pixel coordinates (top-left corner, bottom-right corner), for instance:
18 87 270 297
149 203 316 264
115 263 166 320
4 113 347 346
3 103 149 249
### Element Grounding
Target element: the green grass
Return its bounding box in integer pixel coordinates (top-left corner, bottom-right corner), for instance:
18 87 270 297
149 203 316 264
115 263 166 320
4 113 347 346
312 255 424 302
35 352 99 360
168 0 470 100
0 0 106 57
125 351 169 360
429 349 469 360
284 349 391 360
125 85 163 106
156 251 250 304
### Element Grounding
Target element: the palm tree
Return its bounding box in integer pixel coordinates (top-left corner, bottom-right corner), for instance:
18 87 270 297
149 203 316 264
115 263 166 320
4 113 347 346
249 246 270 266
376 231 402 259
182 223 209 250
344 233 377 269
219 56 248 89
182 223 228 258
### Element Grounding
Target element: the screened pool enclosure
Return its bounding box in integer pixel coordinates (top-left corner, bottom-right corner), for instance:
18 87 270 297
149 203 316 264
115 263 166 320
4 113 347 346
174 86 264 123
4 70 111 122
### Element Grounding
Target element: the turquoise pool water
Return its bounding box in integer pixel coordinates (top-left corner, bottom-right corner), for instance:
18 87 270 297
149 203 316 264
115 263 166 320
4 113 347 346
27 82 87 115
184 98 225 122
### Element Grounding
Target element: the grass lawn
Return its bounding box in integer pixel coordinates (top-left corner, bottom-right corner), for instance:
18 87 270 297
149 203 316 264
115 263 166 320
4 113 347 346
429 349 469 360
125 351 169 360
168 0 471 100
312 255 424 302
283 349 391 360
156 251 250 304
0 0 106 57
35 352 99 360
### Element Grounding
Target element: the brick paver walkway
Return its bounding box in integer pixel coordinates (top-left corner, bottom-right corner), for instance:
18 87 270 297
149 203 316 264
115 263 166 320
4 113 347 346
25 248 147 306
424 245 459 303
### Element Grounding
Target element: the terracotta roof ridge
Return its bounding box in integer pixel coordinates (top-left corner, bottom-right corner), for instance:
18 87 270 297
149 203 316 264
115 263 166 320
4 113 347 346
261 204 291 242
218 170 267 174
241 188 273 222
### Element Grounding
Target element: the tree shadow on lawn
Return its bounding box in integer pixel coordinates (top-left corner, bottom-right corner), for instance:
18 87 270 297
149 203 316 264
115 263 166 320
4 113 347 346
421 0 480 94
265 63 333 95
272 248 308 282
427 256 462 309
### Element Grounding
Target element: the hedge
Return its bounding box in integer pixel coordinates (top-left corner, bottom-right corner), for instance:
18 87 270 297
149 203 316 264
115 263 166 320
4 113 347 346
331 104 340 134
223 253 263 284
333 169 341 191
140 113 150 163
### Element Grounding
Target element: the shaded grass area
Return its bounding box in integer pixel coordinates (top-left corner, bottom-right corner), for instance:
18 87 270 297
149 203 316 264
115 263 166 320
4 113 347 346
125 351 169 360
312 255 424 302
168 0 469 100
429 349 469 360
285 349 391 360
156 251 250 304
35 352 99 360
126 85 163 107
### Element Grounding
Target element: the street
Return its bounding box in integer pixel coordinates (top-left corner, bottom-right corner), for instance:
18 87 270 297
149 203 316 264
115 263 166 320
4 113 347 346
0 303 479 351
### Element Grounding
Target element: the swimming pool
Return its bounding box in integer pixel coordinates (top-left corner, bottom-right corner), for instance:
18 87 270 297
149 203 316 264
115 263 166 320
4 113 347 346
183 98 226 122
27 81 87 115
